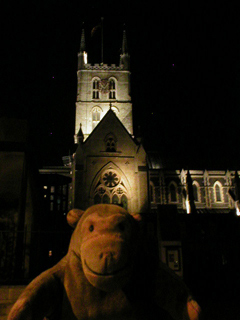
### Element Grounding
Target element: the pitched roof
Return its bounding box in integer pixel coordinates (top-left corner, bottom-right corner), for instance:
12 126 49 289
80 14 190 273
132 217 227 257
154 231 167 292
147 152 164 169
84 108 136 146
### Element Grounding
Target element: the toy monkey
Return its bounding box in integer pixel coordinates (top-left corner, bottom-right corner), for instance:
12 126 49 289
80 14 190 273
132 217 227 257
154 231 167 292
8 204 200 320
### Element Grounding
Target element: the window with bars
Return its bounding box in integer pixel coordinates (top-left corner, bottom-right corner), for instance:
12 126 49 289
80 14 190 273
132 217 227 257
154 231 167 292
42 184 68 212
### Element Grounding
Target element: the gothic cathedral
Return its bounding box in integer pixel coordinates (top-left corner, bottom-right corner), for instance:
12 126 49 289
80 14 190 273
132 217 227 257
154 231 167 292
71 28 149 214
70 26 239 217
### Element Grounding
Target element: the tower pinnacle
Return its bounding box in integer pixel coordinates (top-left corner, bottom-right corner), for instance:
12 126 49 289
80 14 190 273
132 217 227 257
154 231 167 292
120 26 130 70
78 26 88 69
75 123 84 144
121 26 128 54
80 26 86 52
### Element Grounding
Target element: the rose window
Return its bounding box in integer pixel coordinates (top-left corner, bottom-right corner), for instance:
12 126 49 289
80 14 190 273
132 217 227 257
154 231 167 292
102 171 120 188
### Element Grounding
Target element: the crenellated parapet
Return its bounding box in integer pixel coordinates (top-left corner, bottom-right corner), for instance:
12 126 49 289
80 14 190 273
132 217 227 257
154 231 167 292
83 63 125 71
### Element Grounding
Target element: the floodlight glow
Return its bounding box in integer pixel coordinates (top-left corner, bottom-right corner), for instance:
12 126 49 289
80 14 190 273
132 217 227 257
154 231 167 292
236 201 240 216
186 200 190 214
83 51 88 64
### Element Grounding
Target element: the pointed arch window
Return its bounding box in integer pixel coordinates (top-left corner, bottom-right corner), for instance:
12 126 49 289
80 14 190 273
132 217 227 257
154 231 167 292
92 107 102 130
94 193 101 204
106 138 116 152
169 182 178 203
109 79 116 99
121 195 128 210
214 182 222 202
193 184 198 202
93 169 128 209
112 194 119 205
105 133 117 152
102 194 110 204
92 78 100 99
192 181 200 202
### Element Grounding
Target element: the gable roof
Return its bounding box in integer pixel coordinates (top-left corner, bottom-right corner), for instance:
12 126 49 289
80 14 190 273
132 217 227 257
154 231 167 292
84 108 136 146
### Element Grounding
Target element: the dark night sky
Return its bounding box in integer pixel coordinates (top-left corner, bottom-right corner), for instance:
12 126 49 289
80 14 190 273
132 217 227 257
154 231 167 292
2 1 240 170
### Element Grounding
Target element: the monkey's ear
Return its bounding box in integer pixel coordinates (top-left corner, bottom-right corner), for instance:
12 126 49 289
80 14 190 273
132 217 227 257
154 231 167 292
67 209 85 229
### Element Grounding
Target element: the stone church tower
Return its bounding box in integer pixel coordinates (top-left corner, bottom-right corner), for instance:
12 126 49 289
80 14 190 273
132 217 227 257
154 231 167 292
72 27 148 214
74 28 133 141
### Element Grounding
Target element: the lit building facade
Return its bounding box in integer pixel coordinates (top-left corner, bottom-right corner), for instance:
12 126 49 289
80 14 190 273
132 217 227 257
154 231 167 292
71 28 148 214
70 27 239 217
74 28 132 141
148 165 237 214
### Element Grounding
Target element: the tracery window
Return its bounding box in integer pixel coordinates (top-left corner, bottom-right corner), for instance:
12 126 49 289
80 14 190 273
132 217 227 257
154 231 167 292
92 78 100 99
92 107 102 130
109 79 116 99
93 169 128 209
105 133 117 152
103 171 120 187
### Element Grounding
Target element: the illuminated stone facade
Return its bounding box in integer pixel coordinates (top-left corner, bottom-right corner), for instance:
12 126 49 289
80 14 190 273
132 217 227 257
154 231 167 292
72 110 148 213
71 28 239 216
72 29 148 214
148 165 237 214
74 29 132 141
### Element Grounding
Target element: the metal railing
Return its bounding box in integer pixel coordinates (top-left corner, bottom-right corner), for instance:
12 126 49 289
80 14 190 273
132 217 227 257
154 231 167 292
0 229 72 284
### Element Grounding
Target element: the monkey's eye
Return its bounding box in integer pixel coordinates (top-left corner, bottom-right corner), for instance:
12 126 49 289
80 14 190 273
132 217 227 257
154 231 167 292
89 225 94 232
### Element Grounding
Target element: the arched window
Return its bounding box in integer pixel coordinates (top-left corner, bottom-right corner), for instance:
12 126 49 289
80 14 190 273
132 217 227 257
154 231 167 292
92 107 102 130
102 194 110 204
169 182 178 203
92 78 100 99
214 182 222 202
109 79 116 99
121 195 128 210
112 194 119 205
193 184 198 202
106 138 116 152
104 133 117 152
93 169 128 209
94 193 101 204
192 181 200 202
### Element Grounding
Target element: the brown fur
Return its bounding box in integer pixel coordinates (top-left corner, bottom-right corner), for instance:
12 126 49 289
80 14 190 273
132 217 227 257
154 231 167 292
8 204 201 320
